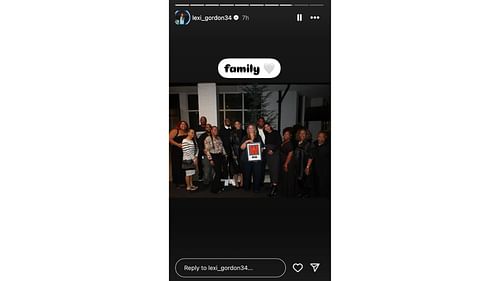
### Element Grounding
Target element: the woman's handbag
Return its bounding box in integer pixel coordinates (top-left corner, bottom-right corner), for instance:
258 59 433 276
182 159 196 170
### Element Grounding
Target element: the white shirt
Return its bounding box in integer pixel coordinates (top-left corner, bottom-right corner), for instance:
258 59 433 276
182 139 198 160
258 127 266 144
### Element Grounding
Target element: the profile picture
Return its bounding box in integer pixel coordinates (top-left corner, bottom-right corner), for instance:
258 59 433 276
175 10 191 26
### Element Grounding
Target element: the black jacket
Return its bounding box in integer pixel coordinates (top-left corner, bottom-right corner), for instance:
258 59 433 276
219 126 233 156
198 132 210 152
312 140 331 170
230 129 246 159
264 130 282 152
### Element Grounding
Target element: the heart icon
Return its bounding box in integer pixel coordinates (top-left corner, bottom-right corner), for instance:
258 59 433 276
292 263 303 273
264 63 275 74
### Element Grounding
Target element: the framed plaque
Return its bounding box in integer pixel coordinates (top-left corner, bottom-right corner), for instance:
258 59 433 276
247 143 262 161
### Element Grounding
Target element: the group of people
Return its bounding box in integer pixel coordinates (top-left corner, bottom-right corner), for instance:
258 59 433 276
169 116 330 197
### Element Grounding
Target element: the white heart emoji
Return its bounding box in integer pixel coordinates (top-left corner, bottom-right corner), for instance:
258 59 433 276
292 263 303 273
264 63 275 74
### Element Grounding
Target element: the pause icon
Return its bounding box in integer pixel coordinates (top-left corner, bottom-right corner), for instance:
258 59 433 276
310 263 320 273
297 13 303 22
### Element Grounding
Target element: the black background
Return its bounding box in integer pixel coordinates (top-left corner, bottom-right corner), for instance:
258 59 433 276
171 199 331 280
170 1 331 280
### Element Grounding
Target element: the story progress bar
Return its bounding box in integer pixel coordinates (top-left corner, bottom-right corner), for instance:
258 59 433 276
174 3 325 7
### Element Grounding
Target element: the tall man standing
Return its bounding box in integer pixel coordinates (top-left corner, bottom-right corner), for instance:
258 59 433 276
195 116 208 132
195 116 209 180
219 118 233 182
256 117 267 190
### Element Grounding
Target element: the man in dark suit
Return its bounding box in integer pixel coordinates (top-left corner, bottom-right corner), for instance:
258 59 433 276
195 116 209 180
194 116 208 132
219 118 233 181
256 117 267 190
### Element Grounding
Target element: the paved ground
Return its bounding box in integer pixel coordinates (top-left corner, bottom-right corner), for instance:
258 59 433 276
170 181 274 198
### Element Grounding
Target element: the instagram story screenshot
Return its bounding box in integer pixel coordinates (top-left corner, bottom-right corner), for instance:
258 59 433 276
170 1 330 280
4 1 500 281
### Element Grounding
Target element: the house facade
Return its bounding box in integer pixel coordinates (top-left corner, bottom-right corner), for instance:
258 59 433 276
170 83 330 137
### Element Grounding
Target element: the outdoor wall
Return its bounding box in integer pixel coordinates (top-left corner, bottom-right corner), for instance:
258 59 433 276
264 91 279 128
261 89 297 131
197 83 217 125
280 91 298 131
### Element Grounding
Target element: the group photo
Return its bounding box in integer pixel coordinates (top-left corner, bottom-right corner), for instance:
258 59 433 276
169 83 331 198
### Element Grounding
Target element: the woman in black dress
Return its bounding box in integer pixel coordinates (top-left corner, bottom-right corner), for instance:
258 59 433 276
264 123 282 197
169 121 189 189
294 128 314 197
230 120 245 188
312 131 331 197
280 127 297 197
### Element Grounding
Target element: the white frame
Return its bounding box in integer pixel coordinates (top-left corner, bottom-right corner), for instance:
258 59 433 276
247 143 262 161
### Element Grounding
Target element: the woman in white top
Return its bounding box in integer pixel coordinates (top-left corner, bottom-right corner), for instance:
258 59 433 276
182 129 199 191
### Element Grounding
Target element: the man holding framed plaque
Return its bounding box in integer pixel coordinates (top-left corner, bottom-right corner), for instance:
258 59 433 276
239 124 264 192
